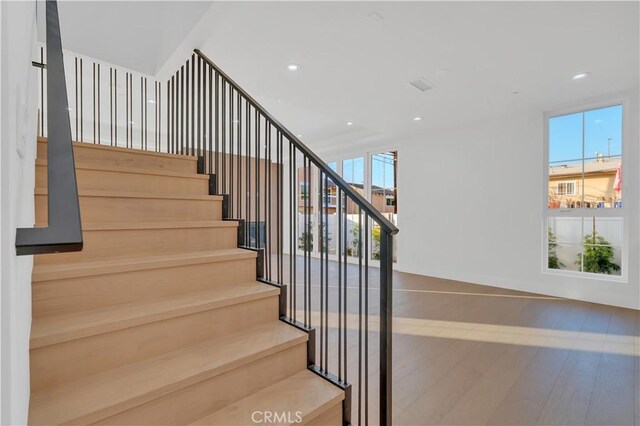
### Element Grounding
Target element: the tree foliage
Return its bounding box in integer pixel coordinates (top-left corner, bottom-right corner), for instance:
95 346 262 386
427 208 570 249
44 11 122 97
576 232 620 275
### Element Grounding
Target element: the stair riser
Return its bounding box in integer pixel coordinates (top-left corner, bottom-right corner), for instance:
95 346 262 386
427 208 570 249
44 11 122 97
33 258 258 316
95 343 307 426
36 163 208 195
37 140 197 173
34 226 238 265
307 403 343 426
31 296 280 391
35 194 222 223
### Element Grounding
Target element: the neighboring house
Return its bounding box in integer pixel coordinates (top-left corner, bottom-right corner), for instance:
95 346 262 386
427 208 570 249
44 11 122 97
548 158 620 208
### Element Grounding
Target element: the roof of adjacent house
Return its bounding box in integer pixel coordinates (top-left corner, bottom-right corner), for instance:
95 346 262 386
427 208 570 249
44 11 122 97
549 159 619 177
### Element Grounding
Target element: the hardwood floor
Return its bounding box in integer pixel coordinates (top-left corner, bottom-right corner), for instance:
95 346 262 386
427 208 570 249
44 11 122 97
279 256 639 425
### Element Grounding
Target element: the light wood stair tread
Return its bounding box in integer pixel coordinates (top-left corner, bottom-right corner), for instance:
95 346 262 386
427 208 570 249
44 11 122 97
34 187 222 201
191 370 344 425
39 221 239 231
29 322 308 425
36 159 209 179
32 248 257 282
31 282 279 349
38 137 199 162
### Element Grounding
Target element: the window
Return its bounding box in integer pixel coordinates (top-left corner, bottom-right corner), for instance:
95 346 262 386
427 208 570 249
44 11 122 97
556 181 576 196
371 151 398 261
545 103 624 278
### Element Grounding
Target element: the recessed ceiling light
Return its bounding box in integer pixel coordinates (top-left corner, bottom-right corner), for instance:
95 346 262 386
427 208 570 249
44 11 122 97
296 134 303 138
413 117 422 121
572 72 590 80
287 64 299 71
346 122 353 126
148 100 156 104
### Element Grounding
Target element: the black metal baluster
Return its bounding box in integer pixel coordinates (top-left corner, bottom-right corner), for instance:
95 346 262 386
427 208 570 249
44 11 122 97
358 206 363 426
125 72 128 147
303 157 308 327
80 58 83 142
110 68 113 146
93 62 95 143
209 67 218 173
255 111 260 249
222 79 226 195
237 93 242 224
379 229 393 426
229 86 234 214
246 103 251 246
181 65 184 154
364 214 369 425
186 58 190 155
114 69 117 146
197 56 201 157
129 73 133 148
97 64 101 144
343 191 348 385
319 170 324 371
338 187 343 382
140 76 143 149
324 172 329 372
144 78 148 150
215 71 219 191
40 47 44 137
263 117 271 280
191 54 195 155
291 145 297 322
75 58 78 141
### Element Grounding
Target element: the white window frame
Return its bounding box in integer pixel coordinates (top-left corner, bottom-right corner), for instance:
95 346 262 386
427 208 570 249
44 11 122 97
543 97 629 282
556 181 577 196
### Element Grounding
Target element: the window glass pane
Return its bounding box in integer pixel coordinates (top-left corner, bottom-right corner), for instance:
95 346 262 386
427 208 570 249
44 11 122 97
579 217 622 275
342 158 364 257
584 105 623 208
371 151 398 261
323 162 338 254
547 217 582 272
548 217 623 276
297 164 315 252
548 112 583 208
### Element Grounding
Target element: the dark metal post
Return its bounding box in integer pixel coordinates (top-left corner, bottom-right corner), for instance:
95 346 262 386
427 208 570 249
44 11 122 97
379 230 393 426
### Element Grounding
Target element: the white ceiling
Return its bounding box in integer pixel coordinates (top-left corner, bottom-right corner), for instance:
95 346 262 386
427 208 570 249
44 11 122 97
47 1 639 150
43 1 213 75
181 1 639 150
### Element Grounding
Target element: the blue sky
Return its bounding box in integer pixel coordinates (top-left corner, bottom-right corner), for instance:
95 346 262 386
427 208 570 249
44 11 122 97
331 153 395 190
549 105 622 164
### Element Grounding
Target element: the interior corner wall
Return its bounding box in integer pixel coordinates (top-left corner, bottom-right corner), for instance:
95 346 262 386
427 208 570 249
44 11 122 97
0 1 38 424
395 91 639 310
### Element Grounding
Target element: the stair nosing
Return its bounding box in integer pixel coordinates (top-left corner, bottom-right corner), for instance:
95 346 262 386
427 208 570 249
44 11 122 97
36 159 209 180
32 249 257 282
30 282 280 349
34 188 222 201
37 221 240 231
190 369 345 425
29 323 308 425
38 137 199 162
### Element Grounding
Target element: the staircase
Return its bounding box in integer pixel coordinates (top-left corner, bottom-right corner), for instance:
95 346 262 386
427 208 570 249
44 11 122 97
28 138 344 425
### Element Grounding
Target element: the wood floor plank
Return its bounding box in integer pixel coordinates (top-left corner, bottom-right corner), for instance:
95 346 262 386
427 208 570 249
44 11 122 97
584 307 639 426
535 305 613 426
486 302 592 425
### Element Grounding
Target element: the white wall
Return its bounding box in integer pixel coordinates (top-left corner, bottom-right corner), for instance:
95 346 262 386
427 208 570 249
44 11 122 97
0 1 38 424
391 91 639 309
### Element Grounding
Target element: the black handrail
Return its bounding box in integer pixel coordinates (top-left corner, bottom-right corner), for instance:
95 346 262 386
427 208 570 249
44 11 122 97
16 0 82 255
194 49 399 237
